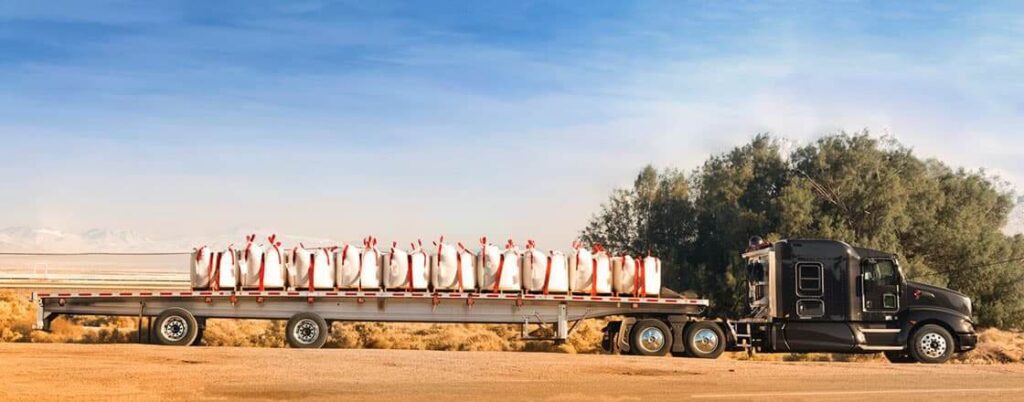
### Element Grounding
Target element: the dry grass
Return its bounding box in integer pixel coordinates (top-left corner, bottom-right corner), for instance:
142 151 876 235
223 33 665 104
2 290 1021 362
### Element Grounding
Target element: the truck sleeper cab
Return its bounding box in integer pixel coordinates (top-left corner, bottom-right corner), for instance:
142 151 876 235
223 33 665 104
740 238 977 363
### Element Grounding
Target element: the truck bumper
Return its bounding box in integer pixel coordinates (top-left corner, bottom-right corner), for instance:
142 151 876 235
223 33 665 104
957 333 978 352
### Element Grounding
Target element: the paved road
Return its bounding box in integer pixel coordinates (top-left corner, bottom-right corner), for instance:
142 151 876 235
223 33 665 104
1 343 1022 401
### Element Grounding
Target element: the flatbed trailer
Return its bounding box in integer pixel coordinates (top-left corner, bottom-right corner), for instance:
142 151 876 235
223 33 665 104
33 289 716 355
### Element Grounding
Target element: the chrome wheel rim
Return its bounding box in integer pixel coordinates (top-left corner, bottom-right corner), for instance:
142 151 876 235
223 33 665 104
293 319 321 345
692 328 719 354
638 327 666 353
161 316 188 342
918 332 947 359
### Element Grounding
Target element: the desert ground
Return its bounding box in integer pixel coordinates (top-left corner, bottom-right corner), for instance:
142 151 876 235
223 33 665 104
1 343 1023 402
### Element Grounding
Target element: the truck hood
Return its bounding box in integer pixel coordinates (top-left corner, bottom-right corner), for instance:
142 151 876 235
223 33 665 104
905 281 972 319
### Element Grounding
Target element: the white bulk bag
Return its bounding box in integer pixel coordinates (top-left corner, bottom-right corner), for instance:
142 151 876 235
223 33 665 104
640 255 662 296
289 244 336 290
191 246 239 290
240 234 288 290
478 237 521 292
431 238 476 292
612 255 639 296
190 246 213 289
521 240 569 294
384 240 429 290
334 243 364 289
568 242 612 295
353 237 383 290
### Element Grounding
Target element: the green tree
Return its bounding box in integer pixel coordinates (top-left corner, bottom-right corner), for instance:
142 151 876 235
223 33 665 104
582 132 1024 328
580 165 695 290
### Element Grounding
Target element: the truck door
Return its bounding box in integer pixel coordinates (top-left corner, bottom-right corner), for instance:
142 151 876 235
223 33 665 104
861 258 900 316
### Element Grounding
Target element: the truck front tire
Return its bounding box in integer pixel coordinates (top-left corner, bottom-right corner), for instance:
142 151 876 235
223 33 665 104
684 321 725 359
909 324 954 364
630 319 672 356
286 313 329 349
154 308 199 346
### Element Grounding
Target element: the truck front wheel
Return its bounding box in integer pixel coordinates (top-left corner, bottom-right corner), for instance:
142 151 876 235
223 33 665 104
909 324 954 364
684 321 725 359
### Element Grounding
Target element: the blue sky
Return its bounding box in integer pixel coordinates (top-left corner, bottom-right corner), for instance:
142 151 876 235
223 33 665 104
0 1 1021 247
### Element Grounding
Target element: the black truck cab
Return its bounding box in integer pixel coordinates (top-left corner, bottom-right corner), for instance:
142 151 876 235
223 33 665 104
741 238 977 363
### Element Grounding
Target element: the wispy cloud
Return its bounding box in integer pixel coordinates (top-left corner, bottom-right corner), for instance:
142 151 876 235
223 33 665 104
0 1 1021 246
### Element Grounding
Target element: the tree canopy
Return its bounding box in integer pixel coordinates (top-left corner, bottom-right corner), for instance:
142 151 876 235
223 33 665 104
581 132 1024 328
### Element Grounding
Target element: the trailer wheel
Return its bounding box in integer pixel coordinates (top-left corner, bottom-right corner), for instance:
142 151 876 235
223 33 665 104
286 313 328 349
629 319 672 356
684 321 725 359
909 324 954 364
154 308 199 346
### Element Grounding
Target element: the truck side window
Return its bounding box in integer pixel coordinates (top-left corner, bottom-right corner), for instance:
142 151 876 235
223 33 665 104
796 262 823 297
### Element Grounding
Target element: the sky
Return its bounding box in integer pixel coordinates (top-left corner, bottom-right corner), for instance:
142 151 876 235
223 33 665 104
0 1 1022 249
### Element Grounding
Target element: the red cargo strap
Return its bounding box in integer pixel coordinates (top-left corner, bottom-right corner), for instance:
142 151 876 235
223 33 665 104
455 250 464 291
590 257 598 296
258 253 266 291
542 255 553 295
195 246 206 263
211 252 223 291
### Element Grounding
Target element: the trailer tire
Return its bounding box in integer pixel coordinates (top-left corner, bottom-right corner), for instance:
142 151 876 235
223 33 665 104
684 321 725 359
286 313 329 349
629 319 672 356
909 324 954 364
154 308 199 346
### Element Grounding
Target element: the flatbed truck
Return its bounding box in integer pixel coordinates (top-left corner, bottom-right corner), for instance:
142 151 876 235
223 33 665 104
32 238 979 363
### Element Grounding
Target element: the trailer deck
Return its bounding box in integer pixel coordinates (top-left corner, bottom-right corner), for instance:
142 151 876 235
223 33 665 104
34 290 709 343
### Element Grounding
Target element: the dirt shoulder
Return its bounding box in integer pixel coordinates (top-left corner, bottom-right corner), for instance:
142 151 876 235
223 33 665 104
1 343 1023 402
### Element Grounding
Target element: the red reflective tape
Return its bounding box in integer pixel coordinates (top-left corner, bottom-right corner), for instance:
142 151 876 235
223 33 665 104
78 293 92 296
609 297 621 301
99 293 112 296
411 293 424 297
287 292 300 296
139 292 152 296
542 255 552 295
524 295 537 299
119 292 133 296
572 296 585 301
553 296 566 300
344 292 357 296
58 293 71 297
325 292 338 296
592 296 604 301
37 293 50 297
628 298 640 302
486 294 499 298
